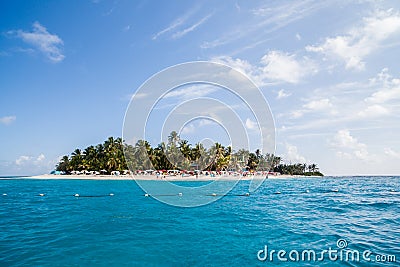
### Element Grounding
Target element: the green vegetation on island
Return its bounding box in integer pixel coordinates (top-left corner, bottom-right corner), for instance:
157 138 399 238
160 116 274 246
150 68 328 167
56 131 323 176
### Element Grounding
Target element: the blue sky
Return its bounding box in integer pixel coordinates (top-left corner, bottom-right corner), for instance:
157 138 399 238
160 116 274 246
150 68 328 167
1 0 400 176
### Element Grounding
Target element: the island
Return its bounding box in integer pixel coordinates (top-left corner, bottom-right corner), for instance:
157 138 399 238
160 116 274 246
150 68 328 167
49 131 323 179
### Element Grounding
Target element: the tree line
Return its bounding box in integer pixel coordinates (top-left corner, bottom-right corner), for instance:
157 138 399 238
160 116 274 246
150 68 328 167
56 131 323 176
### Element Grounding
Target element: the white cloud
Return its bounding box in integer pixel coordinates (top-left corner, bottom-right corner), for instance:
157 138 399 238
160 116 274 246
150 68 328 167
303 98 333 111
306 9 400 70
211 56 257 82
333 130 363 149
384 148 400 159
281 68 400 130
37 154 45 162
15 154 46 166
181 123 196 134
164 84 216 100
290 110 304 119
212 51 317 85
235 3 241 12
180 118 215 135
15 156 31 166
284 143 306 163
336 151 352 159
296 33 302 41
122 92 149 101
358 104 390 118
365 68 400 103
172 13 212 39
289 98 335 119
202 1 331 50
153 21 183 40
260 51 317 83
276 89 291 99
332 130 370 161
367 85 400 103
8 154 59 175
14 22 65 62
152 6 204 40
245 118 257 130
0 115 16 125
198 119 213 127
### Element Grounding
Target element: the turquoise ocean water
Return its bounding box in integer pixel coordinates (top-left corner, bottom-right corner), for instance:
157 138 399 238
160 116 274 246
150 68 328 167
0 177 399 266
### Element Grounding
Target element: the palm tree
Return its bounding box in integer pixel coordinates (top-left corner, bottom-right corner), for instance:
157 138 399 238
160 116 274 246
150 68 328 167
168 131 180 145
190 142 209 170
308 163 318 173
233 149 250 171
153 142 173 170
208 143 229 171
56 155 70 172
83 145 97 170
70 149 84 171
270 155 281 171
132 140 154 170
166 131 183 169
247 152 258 171
255 149 261 159
54 135 323 176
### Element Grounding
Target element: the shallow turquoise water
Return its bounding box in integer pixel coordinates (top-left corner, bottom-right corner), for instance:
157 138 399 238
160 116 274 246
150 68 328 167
0 177 399 266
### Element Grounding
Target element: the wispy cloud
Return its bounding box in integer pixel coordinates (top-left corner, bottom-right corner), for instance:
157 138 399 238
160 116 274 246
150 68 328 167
15 154 45 166
235 3 241 12
356 68 400 118
123 25 131 32
171 13 213 39
289 98 335 119
180 123 196 135
280 68 400 132
0 51 10 57
0 115 16 125
306 9 400 70
152 7 200 40
358 104 390 118
9 22 65 62
276 89 291 99
201 0 331 50
365 68 400 104
123 92 149 101
384 148 400 159
303 98 333 111
180 118 214 135
164 84 216 100
15 156 30 166
1 153 59 175
153 18 186 40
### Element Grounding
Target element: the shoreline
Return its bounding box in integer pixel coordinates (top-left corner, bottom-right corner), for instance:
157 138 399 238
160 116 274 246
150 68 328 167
24 174 316 181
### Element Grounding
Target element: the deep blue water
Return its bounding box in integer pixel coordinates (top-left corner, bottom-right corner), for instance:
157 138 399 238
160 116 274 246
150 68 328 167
0 177 399 266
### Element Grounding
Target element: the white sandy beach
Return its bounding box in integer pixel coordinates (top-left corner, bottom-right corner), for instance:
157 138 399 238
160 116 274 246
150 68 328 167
28 174 315 181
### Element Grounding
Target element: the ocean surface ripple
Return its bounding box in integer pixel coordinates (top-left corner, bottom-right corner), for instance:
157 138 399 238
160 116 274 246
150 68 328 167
0 177 399 266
